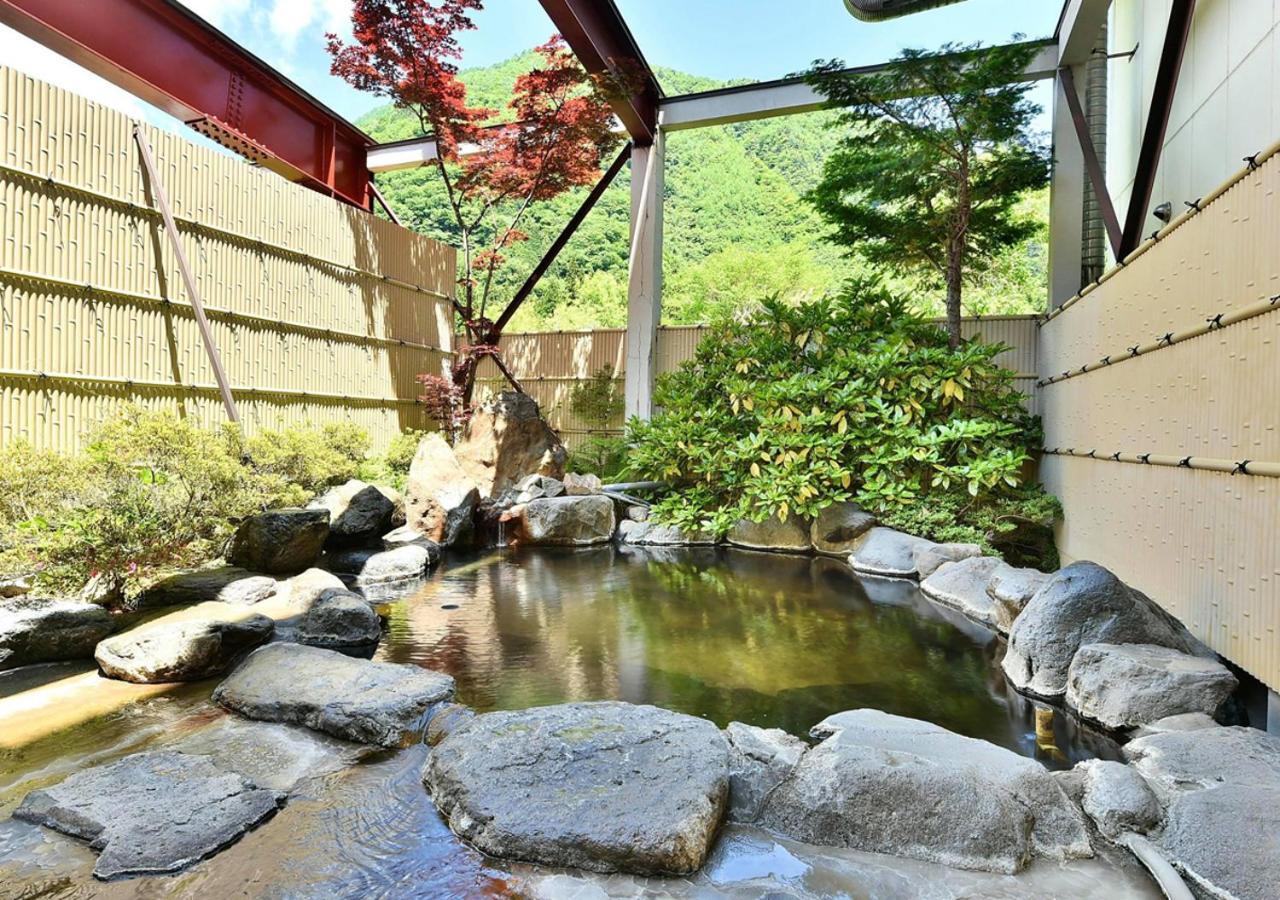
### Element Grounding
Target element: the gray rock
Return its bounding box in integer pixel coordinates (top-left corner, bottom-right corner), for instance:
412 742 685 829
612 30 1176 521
617 519 716 546
562 472 604 495
95 605 274 683
0 572 33 597
1075 759 1161 839
1002 561 1207 698
848 527 935 579
810 502 876 556
727 513 811 553
1124 726 1280 799
517 495 616 546
308 479 397 548
324 544 435 585
0 597 115 671
140 566 279 609
913 542 983 579
276 568 346 617
12 750 283 880
425 702 476 747
514 474 566 504
297 589 380 650
1158 783 1280 900
455 391 568 498
626 505 649 522
424 701 729 875
724 722 807 823
1131 712 1220 739
213 643 454 747
226 508 330 575
380 525 442 557
920 556 1004 627
758 709 1090 874
404 433 480 546
1065 643 1238 730
987 565 1049 633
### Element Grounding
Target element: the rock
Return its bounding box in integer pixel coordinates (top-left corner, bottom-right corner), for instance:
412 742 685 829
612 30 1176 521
758 709 1090 874
1002 562 1207 698
987 565 1049 633
0 597 116 671
562 472 603 495
226 508 330 575
848 527 935 578
276 568 346 617
517 495 616 546
810 502 876 556
626 505 649 522
425 702 476 747
617 519 715 546
1074 759 1161 839
455 391 567 498
12 750 283 880
913 543 983 579
213 643 455 747
79 573 124 607
297 589 380 651
1065 643 1238 730
380 525 441 556
140 566 279 609
94 604 274 683
324 544 435 585
1131 712 1220 739
1124 726 1280 799
919 556 1004 627
404 433 481 547
727 513 811 553
724 722 807 824
1158 783 1280 900
424 701 728 875
987 514 1057 569
308 479 397 548
0 572 33 597
514 474 565 504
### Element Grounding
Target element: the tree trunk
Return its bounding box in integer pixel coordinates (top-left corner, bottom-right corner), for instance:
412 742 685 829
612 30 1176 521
944 243 963 350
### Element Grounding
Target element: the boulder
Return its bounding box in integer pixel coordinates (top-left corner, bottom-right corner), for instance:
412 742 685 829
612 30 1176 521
1124 726 1280 799
727 514 811 553
404 433 480 547
324 544 435 585
810 502 876 556
1158 783 1280 900
308 479 397 548
297 589 381 651
987 565 1049 633
1065 643 1238 730
919 556 1004 628
513 473 566 504
226 508 329 575
1002 562 1207 698
1132 712 1220 739
0 572 33 597
626 505 649 522
276 568 346 617
455 391 567 498
913 542 983 579
757 709 1090 874
13 750 283 880
424 701 729 875
213 643 455 747
140 566 279 609
562 472 603 495
94 604 274 683
517 495 616 546
617 519 716 546
848 527 935 579
724 722 807 824
1 597 115 671
425 702 477 747
1074 759 1161 839
380 525 442 557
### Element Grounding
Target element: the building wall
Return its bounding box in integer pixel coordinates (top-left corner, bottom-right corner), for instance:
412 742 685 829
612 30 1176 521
1109 0 1280 230
0 66 456 452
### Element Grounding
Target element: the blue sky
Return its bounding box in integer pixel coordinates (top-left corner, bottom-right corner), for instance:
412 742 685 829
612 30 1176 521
0 0 1061 135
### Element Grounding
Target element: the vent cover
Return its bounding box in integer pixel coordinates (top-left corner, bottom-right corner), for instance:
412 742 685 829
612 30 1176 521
844 0 969 21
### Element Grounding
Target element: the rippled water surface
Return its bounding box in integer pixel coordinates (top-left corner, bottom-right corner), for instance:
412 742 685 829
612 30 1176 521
0 546 1155 899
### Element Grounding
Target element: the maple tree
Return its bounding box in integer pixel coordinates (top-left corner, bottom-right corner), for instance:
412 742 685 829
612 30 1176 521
328 0 620 419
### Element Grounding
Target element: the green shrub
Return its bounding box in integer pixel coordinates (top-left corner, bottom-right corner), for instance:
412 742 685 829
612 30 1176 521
568 435 630 481
358 428 427 491
237 422 371 504
626 282 1057 555
570 366 623 428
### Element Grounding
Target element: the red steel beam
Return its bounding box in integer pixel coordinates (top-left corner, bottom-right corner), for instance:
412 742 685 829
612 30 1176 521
536 0 661 146
0 0 373 207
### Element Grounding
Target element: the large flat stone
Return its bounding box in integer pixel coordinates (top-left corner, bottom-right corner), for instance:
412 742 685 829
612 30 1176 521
1158 783 1280 900
213 643 454 747
1 597 115 671
1123 726 1280 799
913 542 983 579
728 514 811 553
920 556 1003 628
424 701 729 875
13 750 283 880
226 508 330 575
848 527 935 579
517 495 616 546
1002 561 1206 698
617 519 716 546
139 566 279 609
94 604 274 683
1065 643 1237 730
758 709 1090 874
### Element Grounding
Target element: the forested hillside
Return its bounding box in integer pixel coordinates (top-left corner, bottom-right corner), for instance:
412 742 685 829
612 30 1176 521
361 51 1047 331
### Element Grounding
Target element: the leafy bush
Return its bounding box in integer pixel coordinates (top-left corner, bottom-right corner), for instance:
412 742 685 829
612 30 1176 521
234 422 371 505
358 429 428 491
568 435 629 482
626 282 1056 556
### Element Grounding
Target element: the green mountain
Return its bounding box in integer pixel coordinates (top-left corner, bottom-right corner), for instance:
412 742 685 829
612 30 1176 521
360 52 1046 331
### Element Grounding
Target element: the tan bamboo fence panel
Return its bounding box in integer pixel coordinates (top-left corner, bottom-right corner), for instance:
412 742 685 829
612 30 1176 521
1038 138 1280 692
0 66 456 452
470 315 1041 446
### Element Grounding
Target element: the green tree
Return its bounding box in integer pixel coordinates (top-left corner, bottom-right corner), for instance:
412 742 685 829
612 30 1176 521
806 42 1050 347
